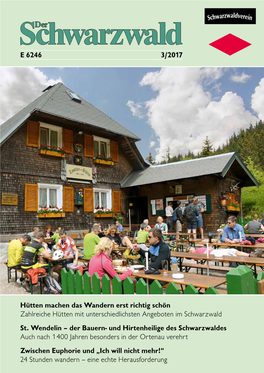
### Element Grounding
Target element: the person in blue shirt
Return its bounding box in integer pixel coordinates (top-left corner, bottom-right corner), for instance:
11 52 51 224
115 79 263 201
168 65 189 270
221 216 245 243
115 220 124 231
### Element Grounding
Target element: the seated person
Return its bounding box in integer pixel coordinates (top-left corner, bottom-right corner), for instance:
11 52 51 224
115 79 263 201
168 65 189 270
244 214 264 234
143 219 151 230
137 223 149 251
56 230 79 269
155 216 168 234
45 225 56 252
8 234 31 268
106 225 135 250
21 232 61 291
27 227 39 240
115 220 124 231
83 224 100 260
52 227 62 245
188 246 250 257
221 216 245 243
135 228 171 271
21 232 50 273
96 223 105 238
89 237 134 291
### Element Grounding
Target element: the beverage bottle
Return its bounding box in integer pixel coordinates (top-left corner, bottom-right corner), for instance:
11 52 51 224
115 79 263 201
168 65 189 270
171 258 178 274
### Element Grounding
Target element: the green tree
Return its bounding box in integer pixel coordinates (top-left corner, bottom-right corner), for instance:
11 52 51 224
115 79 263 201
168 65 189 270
146 152 156 165
200 136 213 157
242 157 264 217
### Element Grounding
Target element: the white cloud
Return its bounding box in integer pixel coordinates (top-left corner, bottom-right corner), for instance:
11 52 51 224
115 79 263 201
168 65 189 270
126 100 144 119
139 67 258 162
0 67 62 124
149 141 156 148
230 72 251 83
251 78 264 120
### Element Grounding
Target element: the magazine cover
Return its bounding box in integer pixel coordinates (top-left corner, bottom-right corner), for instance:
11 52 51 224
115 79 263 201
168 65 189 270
1 1 263 372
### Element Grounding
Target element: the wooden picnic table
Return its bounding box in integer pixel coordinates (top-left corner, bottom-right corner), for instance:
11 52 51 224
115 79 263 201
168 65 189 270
164 232 191 237
171 251 264 277
131 269 226 292
44 238 53 243
244 233 264 237
216 242 264 251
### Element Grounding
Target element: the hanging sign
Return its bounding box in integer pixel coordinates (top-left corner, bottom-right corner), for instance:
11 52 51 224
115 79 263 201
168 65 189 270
66 164 92 180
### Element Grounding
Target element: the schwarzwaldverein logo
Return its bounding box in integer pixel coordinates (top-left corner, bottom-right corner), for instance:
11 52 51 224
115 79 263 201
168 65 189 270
209 34 251 56
205 8 256 24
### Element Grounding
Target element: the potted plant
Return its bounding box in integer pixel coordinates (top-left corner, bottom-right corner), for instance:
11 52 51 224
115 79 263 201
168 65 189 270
38 207 65 218
227 201 240 211
218 194 230 207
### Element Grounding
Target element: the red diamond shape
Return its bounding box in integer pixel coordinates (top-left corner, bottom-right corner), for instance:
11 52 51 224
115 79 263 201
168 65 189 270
210 33 251 56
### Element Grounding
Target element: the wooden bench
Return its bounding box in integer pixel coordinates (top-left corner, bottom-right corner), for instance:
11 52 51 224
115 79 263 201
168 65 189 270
4 262 48 294
181 262 230 275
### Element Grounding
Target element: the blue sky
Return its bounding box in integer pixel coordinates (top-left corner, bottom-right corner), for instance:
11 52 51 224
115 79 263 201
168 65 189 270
1 67 264 161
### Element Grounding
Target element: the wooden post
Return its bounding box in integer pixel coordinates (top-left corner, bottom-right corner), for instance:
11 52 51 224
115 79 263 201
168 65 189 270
83 272 92 294
257 279 264 294
75 270 83 294
102 274 111 294
61 268 68 294
68 269 75 294
150 280 163 294
166 283 180 294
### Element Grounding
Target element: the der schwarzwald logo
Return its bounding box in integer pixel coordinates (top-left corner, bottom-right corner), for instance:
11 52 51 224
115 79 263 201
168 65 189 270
205 8 256 24
209 34 251 56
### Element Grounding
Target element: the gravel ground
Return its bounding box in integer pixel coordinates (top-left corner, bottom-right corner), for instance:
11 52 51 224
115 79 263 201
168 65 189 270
0 262 43 294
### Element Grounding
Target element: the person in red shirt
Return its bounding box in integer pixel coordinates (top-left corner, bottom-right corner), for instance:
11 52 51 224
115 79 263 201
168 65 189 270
56 230 79 268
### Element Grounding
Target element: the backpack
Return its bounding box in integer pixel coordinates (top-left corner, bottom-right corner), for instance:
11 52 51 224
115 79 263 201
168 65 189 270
43 275 62 294
186 205 195 221
172 209 178 223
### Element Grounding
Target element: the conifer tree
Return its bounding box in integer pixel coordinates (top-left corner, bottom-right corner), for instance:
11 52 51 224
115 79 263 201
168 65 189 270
146 152 155 165
200 136 213 157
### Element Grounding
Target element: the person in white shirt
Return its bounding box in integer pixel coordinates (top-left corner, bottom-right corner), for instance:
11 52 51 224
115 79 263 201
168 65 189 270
165 202 174 231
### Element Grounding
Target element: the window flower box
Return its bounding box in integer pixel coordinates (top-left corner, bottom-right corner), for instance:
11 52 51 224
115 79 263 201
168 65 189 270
94 159 114 166
38 213 66 218
39 149 65 158
94 213 115 218
226 206 240 212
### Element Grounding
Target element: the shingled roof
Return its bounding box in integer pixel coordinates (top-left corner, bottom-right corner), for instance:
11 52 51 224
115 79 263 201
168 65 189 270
121 152 259 188
0 83 140 145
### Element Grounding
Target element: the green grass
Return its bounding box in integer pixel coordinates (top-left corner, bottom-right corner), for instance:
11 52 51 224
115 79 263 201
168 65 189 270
241 159 264 218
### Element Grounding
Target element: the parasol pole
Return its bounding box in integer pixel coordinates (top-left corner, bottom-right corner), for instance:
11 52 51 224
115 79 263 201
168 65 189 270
206 243 209 276
145 251 149 271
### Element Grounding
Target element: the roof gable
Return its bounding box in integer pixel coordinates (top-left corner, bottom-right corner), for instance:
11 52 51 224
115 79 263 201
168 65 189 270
121 152 259 188
0 83 140 145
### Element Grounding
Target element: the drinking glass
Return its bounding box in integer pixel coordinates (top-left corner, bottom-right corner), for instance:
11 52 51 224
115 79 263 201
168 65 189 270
162 260 168 275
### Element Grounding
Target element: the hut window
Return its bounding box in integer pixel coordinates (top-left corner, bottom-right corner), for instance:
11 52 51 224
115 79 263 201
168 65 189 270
38 184 62 209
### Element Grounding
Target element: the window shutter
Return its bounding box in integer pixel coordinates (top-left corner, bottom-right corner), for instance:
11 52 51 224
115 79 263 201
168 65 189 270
26 120 40 147
63 129 73 154
112 190 121 212
25 184 38 211
110 140 119 163
84 188 94 212
63 187 74 212
84 134 94 158
205 194 211 213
